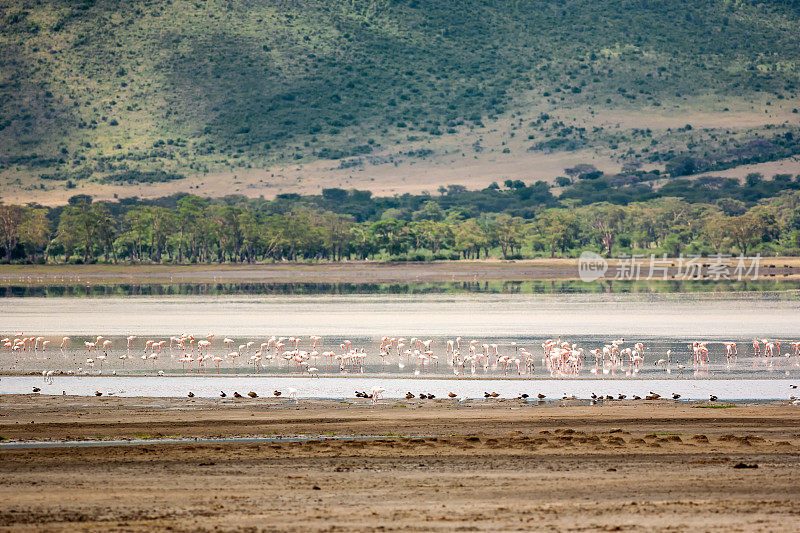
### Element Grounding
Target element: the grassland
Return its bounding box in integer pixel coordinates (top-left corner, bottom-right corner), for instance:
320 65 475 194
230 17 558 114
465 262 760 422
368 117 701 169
1 0 800 203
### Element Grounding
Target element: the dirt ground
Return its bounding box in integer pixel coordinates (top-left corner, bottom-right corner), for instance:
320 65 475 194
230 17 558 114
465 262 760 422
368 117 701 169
0 259 581 285
1 258 800 285
1 395 799 531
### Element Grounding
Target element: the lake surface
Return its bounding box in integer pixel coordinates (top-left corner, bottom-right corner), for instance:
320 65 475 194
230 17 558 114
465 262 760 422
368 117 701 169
1 291 799 395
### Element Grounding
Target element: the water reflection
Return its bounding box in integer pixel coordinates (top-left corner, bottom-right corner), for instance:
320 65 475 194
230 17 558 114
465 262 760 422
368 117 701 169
2 278 800 298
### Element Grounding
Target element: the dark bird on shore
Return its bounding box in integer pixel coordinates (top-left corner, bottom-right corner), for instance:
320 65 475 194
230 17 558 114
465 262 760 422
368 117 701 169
591 393 598 400
709 395 718 401
355 391 365 398
537 393 546 400
791 385 797 389
605 395 614 401
418 393 426 399
490 392 500 398
405 392 414 399
618 394 627 400
220 391 226 398
649 392 661 399
94 391 103 397
188 392 194 398
519 393 529 399
448 392 457 398
32 387 40 393
484 392 491 398
427 394 436 399
633 395 641 400
672 393 681 400
248 391 258 398
233 392 242 398
273 390 282 397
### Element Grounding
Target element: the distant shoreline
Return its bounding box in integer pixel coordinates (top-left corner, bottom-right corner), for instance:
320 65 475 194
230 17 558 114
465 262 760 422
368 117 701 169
1 258 800 285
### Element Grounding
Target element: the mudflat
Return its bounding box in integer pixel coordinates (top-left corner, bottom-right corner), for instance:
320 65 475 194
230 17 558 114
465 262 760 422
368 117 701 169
1 396 799 531
2 258 800 285
0 260 582 284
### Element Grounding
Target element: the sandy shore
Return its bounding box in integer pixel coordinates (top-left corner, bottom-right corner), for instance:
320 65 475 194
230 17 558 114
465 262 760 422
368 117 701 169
1 396 799 531
1 259 800 285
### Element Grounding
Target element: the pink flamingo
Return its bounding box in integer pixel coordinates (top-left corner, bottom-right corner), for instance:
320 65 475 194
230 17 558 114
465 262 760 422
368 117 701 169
228 352 239 374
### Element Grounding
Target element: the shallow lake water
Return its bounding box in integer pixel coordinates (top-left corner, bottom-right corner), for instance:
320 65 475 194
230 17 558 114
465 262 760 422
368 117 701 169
1 290 799 398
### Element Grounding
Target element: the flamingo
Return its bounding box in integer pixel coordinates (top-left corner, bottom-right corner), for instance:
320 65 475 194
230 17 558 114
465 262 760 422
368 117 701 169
371 386 386 405
197 339 211 355
228 352 239 374
179 353 194 371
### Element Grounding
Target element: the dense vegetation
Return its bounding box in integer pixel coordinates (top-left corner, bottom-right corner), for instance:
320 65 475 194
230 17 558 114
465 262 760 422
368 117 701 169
2 0 800 183
2 172 800 263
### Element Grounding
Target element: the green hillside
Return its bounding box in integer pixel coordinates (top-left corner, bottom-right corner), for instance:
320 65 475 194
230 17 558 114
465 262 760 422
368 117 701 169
1 0 800 185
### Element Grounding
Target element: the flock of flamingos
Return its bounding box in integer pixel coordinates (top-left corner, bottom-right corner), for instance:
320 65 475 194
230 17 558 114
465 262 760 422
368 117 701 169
3 332 800 383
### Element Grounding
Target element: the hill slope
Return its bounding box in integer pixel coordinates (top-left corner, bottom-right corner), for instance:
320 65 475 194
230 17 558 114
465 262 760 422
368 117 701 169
1 0 800 203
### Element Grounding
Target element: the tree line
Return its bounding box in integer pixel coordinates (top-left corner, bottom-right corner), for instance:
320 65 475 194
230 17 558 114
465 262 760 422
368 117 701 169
2 182 799 264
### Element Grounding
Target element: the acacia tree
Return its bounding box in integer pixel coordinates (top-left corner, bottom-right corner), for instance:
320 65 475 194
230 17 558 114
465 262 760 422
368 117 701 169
149 207 174 262
369 219 410 257
56 199 100 263
19 208 51 262
92 203 117 262
416 219 452 254
239 212 262 263
0 205 23 260
454 219 487 259
494 214 526 258
349 224 377 259
175 195 209 263
724 214 765 256
701 212 729 253
537 209 579 257
320 212 354 261
121 207 151 261
584 203 625 255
